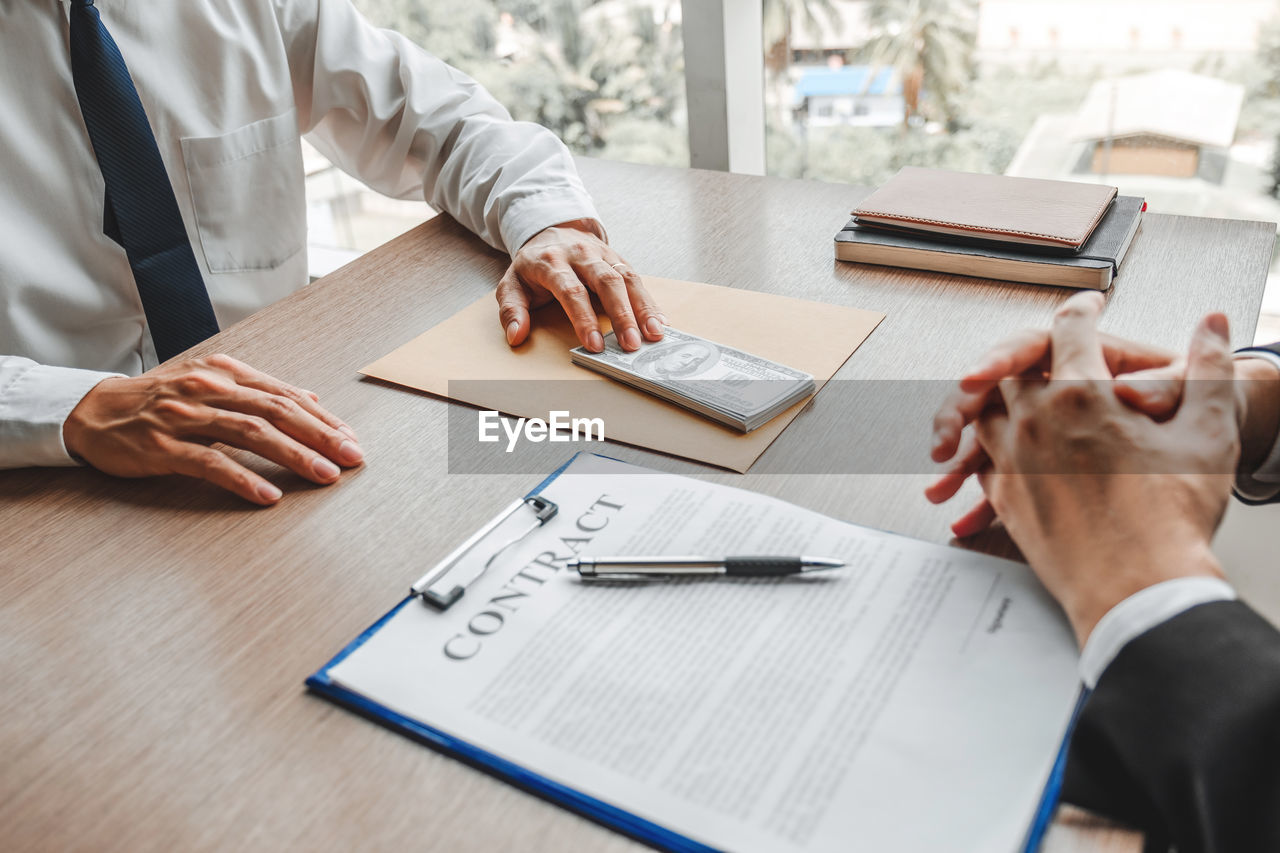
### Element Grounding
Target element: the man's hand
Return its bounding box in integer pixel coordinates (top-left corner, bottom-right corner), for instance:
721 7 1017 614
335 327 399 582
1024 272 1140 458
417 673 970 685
1111 354 1280 475
935 293 1239 646
927 305 1280 536
63 354 363 505
926 315 1177 536
496 219 666 353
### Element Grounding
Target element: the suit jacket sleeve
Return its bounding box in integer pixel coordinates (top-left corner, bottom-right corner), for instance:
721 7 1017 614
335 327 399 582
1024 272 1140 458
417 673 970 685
1236 341 1280 505
1062 600 1280 852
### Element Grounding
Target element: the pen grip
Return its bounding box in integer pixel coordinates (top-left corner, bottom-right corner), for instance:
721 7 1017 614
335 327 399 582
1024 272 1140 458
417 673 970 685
723 557 800 577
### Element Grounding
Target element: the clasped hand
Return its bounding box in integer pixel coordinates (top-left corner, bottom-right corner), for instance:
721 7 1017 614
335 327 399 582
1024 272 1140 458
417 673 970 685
926 292 1245 645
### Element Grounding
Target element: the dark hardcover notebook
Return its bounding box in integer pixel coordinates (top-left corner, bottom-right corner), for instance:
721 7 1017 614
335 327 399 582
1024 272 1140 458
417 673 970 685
835 195 1145 290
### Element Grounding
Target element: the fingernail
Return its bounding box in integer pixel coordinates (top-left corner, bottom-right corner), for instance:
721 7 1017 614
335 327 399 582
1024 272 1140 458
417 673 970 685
1206 313 1228 341
257 482 282 503
338 424 358 441
646 317 663 337
622 327 642 350
338 439 364 465
313 457 340 480
589 331 605 352
506 321 520 344
657 314 669 327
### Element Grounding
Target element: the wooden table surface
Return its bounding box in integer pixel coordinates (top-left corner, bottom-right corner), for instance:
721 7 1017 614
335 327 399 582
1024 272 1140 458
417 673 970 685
2 158 1274 852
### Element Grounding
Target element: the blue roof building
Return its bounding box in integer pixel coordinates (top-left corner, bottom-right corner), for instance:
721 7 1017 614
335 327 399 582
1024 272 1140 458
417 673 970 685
792 65 905 128
794 66 899 100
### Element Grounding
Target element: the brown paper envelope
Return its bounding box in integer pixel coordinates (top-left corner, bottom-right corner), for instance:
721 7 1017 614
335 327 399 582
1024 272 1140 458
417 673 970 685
360 277 884 473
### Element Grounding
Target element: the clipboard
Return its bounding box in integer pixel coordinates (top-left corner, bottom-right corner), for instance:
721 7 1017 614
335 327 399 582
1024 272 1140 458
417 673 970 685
305 454 1081 853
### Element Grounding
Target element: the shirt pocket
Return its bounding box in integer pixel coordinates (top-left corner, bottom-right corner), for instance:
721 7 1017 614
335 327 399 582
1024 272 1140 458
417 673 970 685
181 110 305 273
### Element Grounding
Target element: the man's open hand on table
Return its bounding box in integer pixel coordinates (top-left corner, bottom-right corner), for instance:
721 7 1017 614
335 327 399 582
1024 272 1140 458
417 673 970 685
63 354 363 506
496 219 666 353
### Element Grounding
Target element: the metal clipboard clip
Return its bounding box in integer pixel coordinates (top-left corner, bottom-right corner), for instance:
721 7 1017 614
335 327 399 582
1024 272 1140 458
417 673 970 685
410 495 559 611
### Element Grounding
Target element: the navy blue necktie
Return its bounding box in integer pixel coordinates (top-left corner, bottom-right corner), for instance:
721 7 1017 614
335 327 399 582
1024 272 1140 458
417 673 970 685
69 0 219 362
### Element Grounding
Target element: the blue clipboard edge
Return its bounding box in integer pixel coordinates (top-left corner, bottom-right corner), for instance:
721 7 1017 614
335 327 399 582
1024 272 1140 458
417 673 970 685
306 451 1078 853
524 449 587 496
1021 687 1090 852
305 451 717 853
304 669 715 853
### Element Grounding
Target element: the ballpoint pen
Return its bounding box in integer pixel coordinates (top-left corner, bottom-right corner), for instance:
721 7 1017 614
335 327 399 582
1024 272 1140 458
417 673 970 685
569 555 845 579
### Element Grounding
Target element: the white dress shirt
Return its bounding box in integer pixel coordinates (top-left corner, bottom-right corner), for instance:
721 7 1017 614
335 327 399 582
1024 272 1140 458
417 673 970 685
0 0 599 467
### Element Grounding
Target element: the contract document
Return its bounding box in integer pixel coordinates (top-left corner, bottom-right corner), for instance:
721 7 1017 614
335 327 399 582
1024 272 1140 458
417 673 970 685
319 455 1081 852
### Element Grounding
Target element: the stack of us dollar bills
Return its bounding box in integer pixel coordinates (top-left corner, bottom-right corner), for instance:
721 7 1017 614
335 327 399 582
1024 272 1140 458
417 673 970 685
570 327 815 432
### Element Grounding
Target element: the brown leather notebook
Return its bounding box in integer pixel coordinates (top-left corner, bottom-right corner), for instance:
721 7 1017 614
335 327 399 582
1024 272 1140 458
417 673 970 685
853 167 1118 250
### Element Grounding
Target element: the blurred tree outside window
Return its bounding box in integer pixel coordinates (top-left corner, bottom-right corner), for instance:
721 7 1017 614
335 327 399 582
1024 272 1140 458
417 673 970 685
304 0 686 274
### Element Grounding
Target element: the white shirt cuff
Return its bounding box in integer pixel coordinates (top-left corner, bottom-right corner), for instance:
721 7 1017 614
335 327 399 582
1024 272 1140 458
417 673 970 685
498 187 602 255
0 360 123 468
1234 350 1280 501
1078 576 1236 688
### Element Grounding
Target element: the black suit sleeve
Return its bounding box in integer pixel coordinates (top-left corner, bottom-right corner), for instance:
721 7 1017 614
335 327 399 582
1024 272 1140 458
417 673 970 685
1236 342 1280 506
1062 600 1280 853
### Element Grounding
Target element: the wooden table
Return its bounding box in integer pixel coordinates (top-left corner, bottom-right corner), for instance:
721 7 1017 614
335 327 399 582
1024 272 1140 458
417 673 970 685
2 158 1273 852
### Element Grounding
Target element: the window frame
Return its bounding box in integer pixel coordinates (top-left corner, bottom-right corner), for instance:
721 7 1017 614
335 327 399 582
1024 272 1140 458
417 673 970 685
681 0 766 174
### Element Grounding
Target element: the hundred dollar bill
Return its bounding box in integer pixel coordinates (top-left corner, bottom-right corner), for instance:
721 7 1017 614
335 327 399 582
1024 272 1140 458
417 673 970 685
570 327 815 432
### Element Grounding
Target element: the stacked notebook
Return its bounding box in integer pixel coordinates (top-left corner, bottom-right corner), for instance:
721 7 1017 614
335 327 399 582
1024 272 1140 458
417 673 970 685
835 167 1145 289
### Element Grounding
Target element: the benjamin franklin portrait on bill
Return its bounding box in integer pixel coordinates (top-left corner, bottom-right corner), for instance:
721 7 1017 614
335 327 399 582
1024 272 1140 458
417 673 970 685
633 340 720 379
